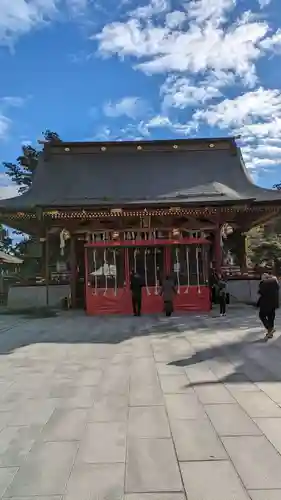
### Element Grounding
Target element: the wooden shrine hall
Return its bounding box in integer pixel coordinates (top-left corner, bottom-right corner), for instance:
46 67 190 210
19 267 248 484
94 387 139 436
1 136 281 315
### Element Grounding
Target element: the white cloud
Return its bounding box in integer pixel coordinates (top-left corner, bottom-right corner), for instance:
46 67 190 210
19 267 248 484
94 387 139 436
93 0 281 175
165 11 186 29
103 97 147 119
238 118 281 141
95 0 281 91
0 115 11 140
92 125 112 141
203 69 236 89
185 0 236 27
96 19 168 59
129 0 169 19
96 17 268 87
0 0 57 44
257 0 272 7
146 115 171 128
0 0 90 44
188 88 281 172
146 114 193 134
160 75 222 109
254 144 281 158
0 95 27 140
67 0 89 14
260 29 281 54
193 88 281 128
0 96 26 107
92 120 150 141
0 174 19 199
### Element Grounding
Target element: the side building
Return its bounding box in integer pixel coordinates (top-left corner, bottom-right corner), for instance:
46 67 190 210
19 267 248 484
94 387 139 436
1 137 280 314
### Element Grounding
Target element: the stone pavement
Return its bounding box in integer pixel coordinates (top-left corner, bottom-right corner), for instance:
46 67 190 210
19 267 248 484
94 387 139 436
0 308 281 499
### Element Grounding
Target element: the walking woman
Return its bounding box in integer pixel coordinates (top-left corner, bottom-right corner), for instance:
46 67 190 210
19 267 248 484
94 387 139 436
160 275 177 317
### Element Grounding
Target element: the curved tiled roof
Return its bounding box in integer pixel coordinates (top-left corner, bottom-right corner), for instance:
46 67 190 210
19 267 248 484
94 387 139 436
1 138 281 210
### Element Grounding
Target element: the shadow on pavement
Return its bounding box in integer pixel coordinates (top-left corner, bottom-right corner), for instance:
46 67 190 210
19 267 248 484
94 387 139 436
1 307 281 387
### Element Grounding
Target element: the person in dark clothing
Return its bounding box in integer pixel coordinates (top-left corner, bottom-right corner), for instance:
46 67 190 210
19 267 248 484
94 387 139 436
160 275 177 317
209 269 216 307
130 271 144 316
217 275 227 316
258 273 279 340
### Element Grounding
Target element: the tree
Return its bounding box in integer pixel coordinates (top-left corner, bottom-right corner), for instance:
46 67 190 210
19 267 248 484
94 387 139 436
0 226 13 253
2 130 62 273
3 130 62 193
248 227 281 262
247 225 281 274
273 182 281 191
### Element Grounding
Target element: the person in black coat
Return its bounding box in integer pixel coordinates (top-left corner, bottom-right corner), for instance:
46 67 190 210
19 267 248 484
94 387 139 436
258 272 279 340
130 271 144 316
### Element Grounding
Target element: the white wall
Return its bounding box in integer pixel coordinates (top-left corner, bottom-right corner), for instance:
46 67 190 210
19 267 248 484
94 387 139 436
8 285 70 309
228 279 281 304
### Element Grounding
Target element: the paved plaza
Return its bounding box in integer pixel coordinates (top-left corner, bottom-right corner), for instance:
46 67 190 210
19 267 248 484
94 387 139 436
1 307 281 499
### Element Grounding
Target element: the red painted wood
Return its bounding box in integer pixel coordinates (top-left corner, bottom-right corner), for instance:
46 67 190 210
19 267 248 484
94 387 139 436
84 240 211 315
174 286 211 312
85 288 132 315
85 285 210 315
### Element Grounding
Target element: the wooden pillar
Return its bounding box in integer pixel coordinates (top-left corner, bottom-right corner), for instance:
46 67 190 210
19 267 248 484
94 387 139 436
45 229 49 306
214 225 222 275
70 235 76 308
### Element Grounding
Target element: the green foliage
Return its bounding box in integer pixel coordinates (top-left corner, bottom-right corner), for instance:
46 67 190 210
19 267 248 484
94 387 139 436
247 225 281 272
2 130 61 194
246 182 281 272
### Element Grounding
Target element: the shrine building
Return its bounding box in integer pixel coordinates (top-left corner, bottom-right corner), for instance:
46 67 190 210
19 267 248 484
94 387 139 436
1 137 281 314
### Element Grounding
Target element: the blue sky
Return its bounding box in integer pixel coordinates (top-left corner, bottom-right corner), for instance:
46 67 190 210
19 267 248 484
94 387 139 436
1 0 281 201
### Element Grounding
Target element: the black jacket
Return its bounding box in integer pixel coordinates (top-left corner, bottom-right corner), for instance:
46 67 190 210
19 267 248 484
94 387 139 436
258 278 279 311
130 273 144 295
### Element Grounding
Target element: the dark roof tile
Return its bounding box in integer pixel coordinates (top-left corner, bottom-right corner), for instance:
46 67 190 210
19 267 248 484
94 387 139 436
1 141 281 210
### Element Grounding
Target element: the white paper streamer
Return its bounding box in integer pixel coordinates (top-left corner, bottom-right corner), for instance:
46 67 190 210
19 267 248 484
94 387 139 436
154 247 158 295
113 249 117 296
196 246 201 294
144 248 150 295
103 248 108 295
93 249 97 295
184 246 190 294
175 247 180 294
60 231 65 256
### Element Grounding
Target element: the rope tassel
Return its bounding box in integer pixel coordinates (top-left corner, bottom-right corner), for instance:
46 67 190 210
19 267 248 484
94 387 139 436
175 247 180 294
93 249 97 295
113 249 117 296
144 248 150 295
196 246 201 294
154 247 158 295
103 249 108 296
184 246 190 294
